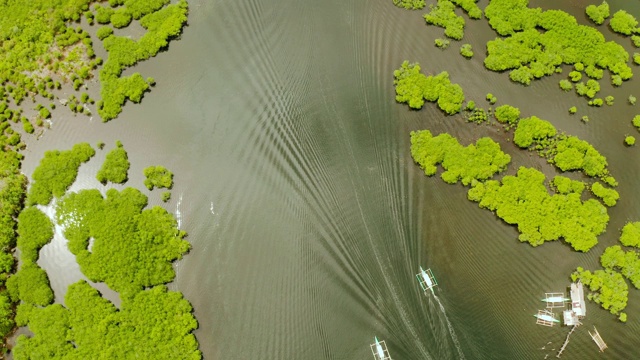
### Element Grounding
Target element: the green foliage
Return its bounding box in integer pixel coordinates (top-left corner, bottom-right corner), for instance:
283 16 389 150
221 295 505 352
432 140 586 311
21 118 34 134
634 53 640 65
591 182 619 207
484 0 632 95
392 0 425 10
582 115 590 123
55 188 190 296
13 281 201 359
95 5 114 24
393 61 465 114
450 0 482 19
465 100 475 111
612 75 623 87
620 222 640 248
110 8 132 28
98 0 189 121
27 143 95 206
467 108 487 123
569 71 582 82
513 116 557 148
460 44 473 58
633 115 640 130
559 79 572 91
552 176 584 195
6 262 53 307
486 93 497 104
572 267 627 315
161 191 171 202
588 98 603 107
551 135 610 179
0 292 14 338
605 95 614 106
585 65 604 80
569 106 577 114
96 26 113 40
495 105 520 125
575 80 600 99
96 141 130 184
38 108 50 119
435 38 450 49
17 207 53 264
586 1 610 25
424 1 465 40
625 135 636 146
143 165 173 190
610 10 638 36
601 246 640 289
468 167 608 251
410 130 510 185
629 95 637 105
620 312 627 322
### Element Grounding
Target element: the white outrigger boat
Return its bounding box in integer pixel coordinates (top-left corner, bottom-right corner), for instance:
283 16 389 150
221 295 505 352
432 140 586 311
541 296 570 303
370 336 392 360
534 313 560 323
415 266 437 293
534 309 560 327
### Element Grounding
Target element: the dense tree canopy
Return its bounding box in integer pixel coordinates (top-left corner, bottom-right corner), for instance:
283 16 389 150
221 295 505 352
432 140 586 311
424 1 465 40
98 0 189 120
17 207 54 264
609 10 638 36
394 61 465 114
586 1 610 25
27 143 95 206
96 141 130 184
512 116 557 148
410 130 510 185
468 167 608 251
143 165 174 190
591 181 619 207
13 282 201 360
484 0 632 96
56 188 189 296
620 222 640 248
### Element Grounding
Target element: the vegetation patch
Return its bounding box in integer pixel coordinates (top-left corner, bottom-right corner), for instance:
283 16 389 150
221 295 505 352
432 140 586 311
590 181 619 207
98 1 189 121
609 10 638 36
394 61 465 114
392 0 425 10
55 187 189 296
410 130 510 185
13 281 201 359
16 207 54 264
484 0 632 96
586 1 610 25
27 143 95 206
96 141 130 184
143 165 174 190
468 167 609 251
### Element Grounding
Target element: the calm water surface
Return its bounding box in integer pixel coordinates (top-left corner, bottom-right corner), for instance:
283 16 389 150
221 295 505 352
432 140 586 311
19 0 640 359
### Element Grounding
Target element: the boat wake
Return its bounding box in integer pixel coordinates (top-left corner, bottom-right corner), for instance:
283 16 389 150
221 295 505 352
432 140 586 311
432 292 466 360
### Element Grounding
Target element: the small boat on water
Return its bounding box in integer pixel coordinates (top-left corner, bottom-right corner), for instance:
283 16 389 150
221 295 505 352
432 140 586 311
370 336 392 360
534 313 560 323
415 266 437 293
541 296 570 303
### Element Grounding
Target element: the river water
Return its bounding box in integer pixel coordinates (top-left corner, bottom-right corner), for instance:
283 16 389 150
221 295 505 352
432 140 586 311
17 0 640 359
